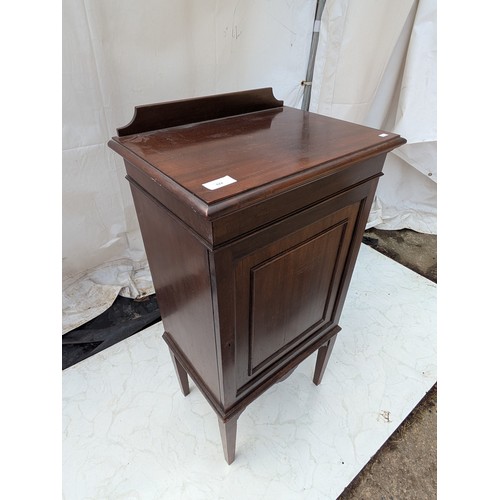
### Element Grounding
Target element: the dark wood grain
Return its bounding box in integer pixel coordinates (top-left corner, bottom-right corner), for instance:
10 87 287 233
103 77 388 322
313 337 337 385
117 87 282 137
108 88 406 464
250 226 343 369
113 106 404 207
129 182 221 402
169 349 190 396
218 412 240 465
230 197 361 398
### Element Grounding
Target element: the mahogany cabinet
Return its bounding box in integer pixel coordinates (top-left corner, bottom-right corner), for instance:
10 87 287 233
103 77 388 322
108 88 406 464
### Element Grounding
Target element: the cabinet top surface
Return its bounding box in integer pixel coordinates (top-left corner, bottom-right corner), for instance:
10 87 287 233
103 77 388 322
111 105 404 206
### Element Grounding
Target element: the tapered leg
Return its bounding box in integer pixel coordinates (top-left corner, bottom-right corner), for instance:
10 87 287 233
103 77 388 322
169 349 190 396
218 414 239 465
313 336 337 386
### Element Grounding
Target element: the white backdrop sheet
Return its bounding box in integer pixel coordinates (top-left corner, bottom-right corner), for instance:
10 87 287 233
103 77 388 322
62 0 316 333
310 0 437 233
62 0 436 333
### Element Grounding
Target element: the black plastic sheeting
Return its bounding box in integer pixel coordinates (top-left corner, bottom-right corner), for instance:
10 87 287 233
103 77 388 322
62 295 161 370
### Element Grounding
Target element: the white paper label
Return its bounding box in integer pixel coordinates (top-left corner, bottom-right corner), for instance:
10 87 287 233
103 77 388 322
202 175 237 190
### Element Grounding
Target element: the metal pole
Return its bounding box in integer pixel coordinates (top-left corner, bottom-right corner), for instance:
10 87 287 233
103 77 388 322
301 0 327 111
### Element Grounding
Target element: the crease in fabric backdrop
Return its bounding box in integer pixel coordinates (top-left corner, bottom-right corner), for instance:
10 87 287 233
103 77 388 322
62 0 316 334
310 0 436 233
63 0 436 334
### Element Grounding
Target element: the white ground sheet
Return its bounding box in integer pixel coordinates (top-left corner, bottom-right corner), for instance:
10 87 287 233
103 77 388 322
63 245 436 499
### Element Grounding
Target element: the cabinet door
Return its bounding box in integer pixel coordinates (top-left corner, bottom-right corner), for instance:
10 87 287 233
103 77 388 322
229 191 364 398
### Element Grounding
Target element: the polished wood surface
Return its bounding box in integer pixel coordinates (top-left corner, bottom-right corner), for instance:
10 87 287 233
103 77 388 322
116 87 283 137
313 338 336 386
218 412 240 465
169 349 190 397
108 88 406 464
230 198 361 398
112 105 404 207
129 182 221 401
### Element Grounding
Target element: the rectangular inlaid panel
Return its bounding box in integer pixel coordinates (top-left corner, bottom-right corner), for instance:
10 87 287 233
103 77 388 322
250 223 345 373
230 198 362 396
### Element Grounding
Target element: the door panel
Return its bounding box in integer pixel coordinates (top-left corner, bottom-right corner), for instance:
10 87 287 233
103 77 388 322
250 222 345 372
233 199 361 395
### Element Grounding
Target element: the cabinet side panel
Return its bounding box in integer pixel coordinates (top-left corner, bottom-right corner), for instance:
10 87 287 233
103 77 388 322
129 183 220 402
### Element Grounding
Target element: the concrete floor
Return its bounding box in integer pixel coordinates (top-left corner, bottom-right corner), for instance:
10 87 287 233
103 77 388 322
340 228 437 499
